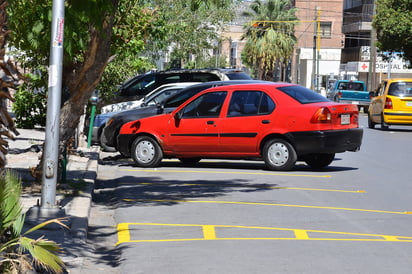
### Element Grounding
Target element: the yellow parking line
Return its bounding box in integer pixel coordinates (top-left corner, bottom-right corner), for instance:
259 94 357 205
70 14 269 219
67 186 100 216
117 223 131 243
122 199 412 215
120 182 364 193
120 168 331 178
203 225 217 240
116 223 412 245
279 187 365 193
294 229 310 239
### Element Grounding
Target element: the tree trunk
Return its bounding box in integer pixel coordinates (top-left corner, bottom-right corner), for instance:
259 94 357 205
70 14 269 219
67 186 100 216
31 1 119 180
60 4 118 144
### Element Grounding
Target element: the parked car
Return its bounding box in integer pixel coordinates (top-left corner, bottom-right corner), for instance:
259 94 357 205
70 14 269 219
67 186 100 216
368 78 412 130
100 82 201 114
117 83 363 171
89 82 199 150
102 80 266 154
116 68 252 99
327 80 370 112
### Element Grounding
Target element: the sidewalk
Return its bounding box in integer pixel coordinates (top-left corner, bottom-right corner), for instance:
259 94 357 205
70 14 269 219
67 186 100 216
5 128 99 273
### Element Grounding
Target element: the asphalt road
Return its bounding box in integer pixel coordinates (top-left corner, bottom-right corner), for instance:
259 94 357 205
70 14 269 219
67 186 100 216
85 114 412 274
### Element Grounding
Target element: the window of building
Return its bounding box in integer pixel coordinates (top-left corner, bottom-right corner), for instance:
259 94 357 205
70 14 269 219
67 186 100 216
230 42 237 68
320 22 332 38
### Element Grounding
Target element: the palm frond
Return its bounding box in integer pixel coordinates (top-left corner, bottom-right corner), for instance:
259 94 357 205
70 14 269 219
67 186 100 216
23 217 69 235
0 237 19 253
11 213 25 238
0 170 23 234
19 236 65 274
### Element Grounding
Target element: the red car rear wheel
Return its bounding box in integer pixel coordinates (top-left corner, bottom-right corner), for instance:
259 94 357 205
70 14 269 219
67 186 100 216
304 153 335 169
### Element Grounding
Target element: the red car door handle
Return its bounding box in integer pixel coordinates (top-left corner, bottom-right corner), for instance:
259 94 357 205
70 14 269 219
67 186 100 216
262 120 270 124
207 121 215 125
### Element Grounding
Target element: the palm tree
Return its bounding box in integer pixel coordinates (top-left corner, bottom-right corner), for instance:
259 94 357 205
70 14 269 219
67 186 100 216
241 0 298 81
0 170 67 273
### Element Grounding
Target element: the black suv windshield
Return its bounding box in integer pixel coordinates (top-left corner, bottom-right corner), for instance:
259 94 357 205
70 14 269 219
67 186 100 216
278 85 329 104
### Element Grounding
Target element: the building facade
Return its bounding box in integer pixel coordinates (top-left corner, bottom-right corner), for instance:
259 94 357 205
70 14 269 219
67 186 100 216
220 0 412 92
341 0 412 91
292 0 344 92
220 24 248 71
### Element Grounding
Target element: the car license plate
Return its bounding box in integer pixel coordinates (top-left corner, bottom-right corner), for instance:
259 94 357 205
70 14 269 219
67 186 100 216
341 114 350 125
407 101 412 107
352 101 359 105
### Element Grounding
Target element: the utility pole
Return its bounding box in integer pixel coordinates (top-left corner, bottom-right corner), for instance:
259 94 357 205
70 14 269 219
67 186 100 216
368 2 377 91
312 7 321 92
316 7 321 93
40 0 65 214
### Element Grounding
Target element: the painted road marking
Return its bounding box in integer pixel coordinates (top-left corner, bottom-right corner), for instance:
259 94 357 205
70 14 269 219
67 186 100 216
116 223 412 245
120 182 365 193
120 168 331 178
122 199 412 215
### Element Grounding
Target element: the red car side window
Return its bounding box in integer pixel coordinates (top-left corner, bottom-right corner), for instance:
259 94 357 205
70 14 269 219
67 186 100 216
181 91 227 118
228 90 275 116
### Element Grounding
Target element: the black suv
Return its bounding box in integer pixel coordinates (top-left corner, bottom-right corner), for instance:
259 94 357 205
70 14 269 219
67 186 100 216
117 69 252 98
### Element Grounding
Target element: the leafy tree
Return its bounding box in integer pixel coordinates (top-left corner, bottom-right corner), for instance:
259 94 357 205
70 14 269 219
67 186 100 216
137 0 238 69
7 0 237 143
8 0 121 144
241 0 298 80
373 0 412 64
96 0 237 108
6 0 237 179
186 55 229 70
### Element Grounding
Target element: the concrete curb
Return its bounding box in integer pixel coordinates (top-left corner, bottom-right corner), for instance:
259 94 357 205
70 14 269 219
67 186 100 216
65 147 99 242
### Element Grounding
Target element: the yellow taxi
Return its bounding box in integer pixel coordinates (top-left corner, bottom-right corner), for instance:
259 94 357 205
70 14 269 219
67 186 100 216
368 78 412 129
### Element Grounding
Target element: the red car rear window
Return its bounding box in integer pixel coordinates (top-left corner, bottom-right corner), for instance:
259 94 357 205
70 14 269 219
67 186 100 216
277 86 329 104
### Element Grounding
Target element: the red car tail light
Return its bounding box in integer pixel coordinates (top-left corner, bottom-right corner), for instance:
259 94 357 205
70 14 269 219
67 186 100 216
311 107 332 123
337 91 342 99
384 97 393 109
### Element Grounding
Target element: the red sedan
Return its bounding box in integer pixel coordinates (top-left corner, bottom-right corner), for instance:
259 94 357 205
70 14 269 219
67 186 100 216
117 83 363 171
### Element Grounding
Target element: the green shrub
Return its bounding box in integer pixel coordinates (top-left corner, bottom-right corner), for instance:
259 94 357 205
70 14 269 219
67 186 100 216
12 85 47 129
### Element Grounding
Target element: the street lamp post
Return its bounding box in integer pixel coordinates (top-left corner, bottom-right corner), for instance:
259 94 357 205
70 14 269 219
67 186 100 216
40 0 65 215
311 7 321 92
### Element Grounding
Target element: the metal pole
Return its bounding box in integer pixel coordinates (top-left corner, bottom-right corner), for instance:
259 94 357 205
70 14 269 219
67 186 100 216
87 104 96 148
316 8 321 93
369 1 377 91
388 55 392 79
311 7 319 91
311 24 316 89
41 0 65 211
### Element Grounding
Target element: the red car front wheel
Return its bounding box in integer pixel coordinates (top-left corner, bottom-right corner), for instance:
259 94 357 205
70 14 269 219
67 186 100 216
131 136 163 167
263 138 297 171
